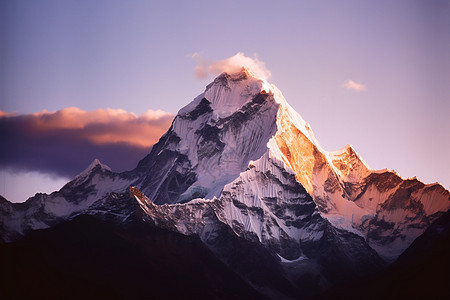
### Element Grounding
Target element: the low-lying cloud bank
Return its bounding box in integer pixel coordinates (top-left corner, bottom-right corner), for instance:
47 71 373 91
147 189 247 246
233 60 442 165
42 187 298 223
0 107 174 178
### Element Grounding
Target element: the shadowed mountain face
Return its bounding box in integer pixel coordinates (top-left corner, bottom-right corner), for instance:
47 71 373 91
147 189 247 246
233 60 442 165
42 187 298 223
0 69 449 299
319 211 450 299
0 215 267 300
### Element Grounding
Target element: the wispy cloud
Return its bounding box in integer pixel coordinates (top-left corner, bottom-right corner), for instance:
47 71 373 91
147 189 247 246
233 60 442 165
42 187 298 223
191 53 209 78
0 107 174 177
191 52 272 80
343 79 366 92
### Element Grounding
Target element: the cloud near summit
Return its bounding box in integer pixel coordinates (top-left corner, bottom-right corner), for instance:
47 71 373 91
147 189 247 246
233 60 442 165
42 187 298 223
0 107 174 177
343 79 366 92
192 52 272 80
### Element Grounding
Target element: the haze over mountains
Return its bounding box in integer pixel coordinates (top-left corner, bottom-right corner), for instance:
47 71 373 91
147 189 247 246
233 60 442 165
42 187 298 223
1 68 449 299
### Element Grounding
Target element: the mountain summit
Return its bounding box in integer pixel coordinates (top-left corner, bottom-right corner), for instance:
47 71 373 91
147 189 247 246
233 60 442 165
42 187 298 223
133 67 319 203
1 68 449 298
131 67 449 261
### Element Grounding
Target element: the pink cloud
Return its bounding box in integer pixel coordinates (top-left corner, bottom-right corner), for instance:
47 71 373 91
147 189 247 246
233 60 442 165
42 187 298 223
2 107 173 147
0 107 174 177
343 79 367 92
192 52 272 80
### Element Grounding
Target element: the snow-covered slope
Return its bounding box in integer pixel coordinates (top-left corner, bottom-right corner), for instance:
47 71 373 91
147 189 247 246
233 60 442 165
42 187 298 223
132 149 326 261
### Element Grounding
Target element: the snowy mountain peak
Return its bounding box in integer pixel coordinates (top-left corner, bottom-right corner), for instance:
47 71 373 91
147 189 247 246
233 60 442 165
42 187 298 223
133 69 449 262
73 158 111 181
177 68 275 120
201 70 273 119
329 143 372 182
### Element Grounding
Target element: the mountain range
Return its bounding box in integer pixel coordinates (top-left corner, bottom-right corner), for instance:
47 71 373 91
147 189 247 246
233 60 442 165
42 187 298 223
1 68 449 299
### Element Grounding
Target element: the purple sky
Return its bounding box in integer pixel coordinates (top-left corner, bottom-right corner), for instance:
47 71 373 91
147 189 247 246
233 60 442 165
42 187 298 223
1 0 449 202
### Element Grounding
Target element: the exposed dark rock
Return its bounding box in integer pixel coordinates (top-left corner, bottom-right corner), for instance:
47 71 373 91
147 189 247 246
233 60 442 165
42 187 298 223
180 98 213 121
